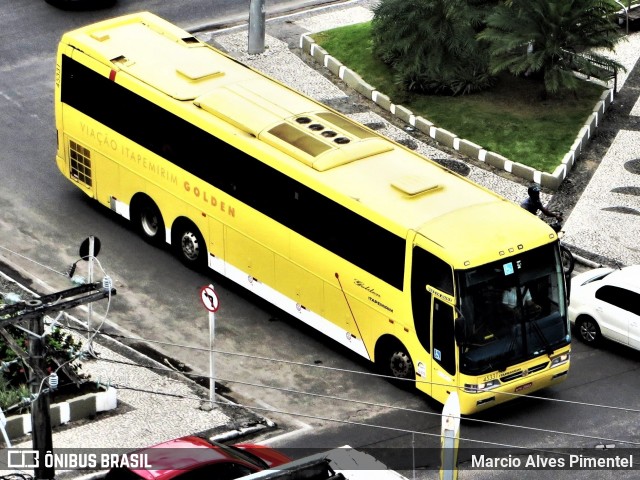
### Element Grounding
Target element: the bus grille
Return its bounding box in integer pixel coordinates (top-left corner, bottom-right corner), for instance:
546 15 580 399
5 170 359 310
500 362 549 383
69 140 92 187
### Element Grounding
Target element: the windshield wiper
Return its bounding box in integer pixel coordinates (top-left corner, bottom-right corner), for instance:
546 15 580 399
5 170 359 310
529 317 554 355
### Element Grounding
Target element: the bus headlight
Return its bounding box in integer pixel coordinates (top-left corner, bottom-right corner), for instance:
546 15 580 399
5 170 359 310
550 353 569 368
464 379 500 393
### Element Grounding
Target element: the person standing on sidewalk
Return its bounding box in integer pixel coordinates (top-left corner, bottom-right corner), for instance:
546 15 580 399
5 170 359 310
521 185 562 220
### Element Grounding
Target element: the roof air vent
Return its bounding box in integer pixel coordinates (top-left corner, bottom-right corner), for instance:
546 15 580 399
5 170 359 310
392 176 441 196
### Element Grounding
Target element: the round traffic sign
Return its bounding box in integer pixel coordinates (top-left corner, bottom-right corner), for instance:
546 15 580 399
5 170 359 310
200 285 219 312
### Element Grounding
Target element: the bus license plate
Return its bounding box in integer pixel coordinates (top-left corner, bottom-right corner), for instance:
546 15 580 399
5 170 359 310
515 382 533 392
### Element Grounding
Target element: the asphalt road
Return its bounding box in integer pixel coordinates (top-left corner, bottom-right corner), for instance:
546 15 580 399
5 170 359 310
0 0 424 437
1 2 640 479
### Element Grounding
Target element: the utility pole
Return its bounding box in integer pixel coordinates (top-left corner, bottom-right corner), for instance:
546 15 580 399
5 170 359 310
29 312 53 480
248 0 266 54
0 282 116 480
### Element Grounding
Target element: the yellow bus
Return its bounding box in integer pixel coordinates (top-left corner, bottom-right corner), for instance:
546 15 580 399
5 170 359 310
54 12 570 414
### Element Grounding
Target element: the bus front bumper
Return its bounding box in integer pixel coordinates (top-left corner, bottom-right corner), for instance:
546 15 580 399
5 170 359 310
460 354 570 414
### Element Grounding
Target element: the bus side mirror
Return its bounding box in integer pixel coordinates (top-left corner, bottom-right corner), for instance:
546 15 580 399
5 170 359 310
454 316 466 346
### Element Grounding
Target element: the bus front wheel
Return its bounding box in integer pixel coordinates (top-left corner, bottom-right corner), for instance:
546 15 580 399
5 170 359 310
377 341 415 390
173 221 207 271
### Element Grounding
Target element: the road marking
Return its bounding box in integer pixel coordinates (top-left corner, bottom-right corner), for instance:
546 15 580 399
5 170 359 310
253 399 313 445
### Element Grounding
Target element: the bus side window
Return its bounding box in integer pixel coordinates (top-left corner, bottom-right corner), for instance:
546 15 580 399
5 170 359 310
433 299 456 376
411 246 453 353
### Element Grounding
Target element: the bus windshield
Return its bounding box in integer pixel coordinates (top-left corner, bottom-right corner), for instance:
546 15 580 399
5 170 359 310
457 243 569 376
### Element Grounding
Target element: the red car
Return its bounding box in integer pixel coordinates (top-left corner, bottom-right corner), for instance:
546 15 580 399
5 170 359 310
105 436 291 480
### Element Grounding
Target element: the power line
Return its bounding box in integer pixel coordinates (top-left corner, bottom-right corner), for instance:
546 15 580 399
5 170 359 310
1 243 630 413
108 381 640 465
94 355 640 448
2 244 639 450
0 246 68 278
62 322 640 414
3 270 640 422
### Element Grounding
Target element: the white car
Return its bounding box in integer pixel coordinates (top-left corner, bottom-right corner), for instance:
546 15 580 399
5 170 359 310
569 266 640 349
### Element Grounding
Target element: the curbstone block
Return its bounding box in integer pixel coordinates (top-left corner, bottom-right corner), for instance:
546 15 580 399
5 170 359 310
300 34 314 52
433 128 457 148
484 151 508 170
371 91 392 111
5 414 30 439
353 79 375 98
50 403 63 427
414 117 434 135
600 88 613 110
540 169 564 190
97 387 117 412
592 100 605 115
310 43 328 64
577 125 590 150
68 392 98 422
561 151 575 171
585 112 598 136
324 56 342 77
341 68 364 91
457 139 483 159
570 137 582 159
510 162 537 182
393 105 413 124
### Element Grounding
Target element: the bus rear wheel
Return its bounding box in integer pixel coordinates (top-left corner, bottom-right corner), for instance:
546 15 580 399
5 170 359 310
133 197 165 246
173 221 207 271
377 341 415 390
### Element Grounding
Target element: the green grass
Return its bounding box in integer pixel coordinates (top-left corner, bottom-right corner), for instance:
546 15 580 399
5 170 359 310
312 23 606 173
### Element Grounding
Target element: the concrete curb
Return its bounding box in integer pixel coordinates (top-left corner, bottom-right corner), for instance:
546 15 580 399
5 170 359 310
4 387 117 441
300 34 616 191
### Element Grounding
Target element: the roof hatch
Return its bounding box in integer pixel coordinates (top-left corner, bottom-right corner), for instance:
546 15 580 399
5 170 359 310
391 176 441 196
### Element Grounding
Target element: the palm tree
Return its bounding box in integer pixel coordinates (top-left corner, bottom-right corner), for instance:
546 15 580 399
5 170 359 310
371 0 498 95
478 0 626 95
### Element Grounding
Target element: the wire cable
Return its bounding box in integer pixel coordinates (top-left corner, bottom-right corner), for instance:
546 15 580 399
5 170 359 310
94 355 640 447
0 245 69 278
61 323 640 414
1 246 639 449
110 381 640 464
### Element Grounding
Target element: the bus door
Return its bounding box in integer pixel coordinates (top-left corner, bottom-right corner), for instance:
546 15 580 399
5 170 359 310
410 239 455 399
428 290 457 406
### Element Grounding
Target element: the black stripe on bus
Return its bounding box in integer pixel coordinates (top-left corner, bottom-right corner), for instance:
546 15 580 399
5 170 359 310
60 54 405 290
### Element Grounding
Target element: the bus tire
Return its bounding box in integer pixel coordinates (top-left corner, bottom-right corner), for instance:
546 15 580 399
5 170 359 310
376 339 415 390
132 196 165 246
560 245 575 276
173 220 207 271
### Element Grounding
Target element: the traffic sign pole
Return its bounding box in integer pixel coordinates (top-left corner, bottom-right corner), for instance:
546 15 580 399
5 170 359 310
209 309 215 403
199 285 219 404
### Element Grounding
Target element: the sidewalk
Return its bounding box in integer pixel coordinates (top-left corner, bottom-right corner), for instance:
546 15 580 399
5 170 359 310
0 267 271 475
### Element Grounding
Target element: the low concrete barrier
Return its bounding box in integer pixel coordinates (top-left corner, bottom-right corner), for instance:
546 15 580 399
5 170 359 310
4 386 117 440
